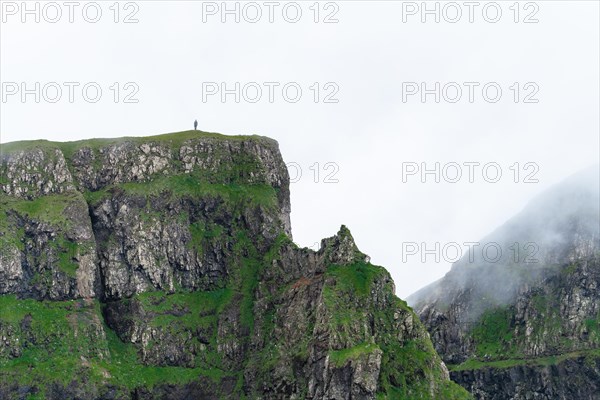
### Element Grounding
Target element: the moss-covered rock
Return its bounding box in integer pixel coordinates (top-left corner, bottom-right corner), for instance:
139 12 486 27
0 131 470 399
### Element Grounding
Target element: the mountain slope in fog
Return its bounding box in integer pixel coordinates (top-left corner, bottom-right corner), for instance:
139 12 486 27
409 165 600 399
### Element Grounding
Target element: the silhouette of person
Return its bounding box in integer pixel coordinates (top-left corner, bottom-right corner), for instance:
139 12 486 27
194 120 198 130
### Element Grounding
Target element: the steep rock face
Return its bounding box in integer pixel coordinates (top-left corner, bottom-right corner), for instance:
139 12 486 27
240 227 457 399
89 186 281 299
0 191 99 300
0 132 291 302
0 147 75 199
97 227 468 399
409 167 600 399
0 131 470 399
451 354 600 400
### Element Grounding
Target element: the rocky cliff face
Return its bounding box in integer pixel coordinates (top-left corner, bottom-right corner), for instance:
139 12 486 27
450 351 600 400
409 167 600 399
0 131 470 399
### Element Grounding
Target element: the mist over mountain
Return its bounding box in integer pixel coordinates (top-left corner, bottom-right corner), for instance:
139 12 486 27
409 165 599 309
409 165 600 399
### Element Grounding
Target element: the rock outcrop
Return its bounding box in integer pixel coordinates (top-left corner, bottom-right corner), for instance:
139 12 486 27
0 131 470 399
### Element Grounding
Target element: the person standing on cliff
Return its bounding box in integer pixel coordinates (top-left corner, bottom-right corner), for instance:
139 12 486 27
194 120 198 130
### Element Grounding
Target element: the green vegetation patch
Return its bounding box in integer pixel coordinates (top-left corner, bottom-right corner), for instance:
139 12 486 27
329 342 380 367
0 294 229 395
450 348 600 372
0 191 83 229
326 262 385 297
0 296 110 385
136 288 233 329
584 312 600 339
471 307 517 359
84 174 277 209
468 278 600 363
0 192 93 277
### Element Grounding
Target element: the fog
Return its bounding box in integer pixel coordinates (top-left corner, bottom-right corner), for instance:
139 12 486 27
1 1 599 298
408 164 600 313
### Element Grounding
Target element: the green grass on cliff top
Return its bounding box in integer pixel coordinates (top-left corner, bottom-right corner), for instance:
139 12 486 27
0 130 275 156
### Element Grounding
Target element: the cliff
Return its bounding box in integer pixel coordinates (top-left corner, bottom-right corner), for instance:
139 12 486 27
409 166 600 399
0 131 470 399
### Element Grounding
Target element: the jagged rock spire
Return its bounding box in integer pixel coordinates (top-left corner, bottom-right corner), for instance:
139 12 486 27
319 225 371 265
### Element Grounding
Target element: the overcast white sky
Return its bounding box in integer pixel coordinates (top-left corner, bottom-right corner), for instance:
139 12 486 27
1 1 599 298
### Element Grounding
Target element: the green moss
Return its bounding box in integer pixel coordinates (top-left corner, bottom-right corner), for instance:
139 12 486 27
471 307 516 359
0 294 230 395
329 342 380 367
0 193 95 279
55 239 79 278
188 220 226 258
467 272 600 363
101 325 228 389
531 293 548 313
136 289 233 329
84 174 277 210
584 313 600 338
0 208 24 252
0 191 84 229
561 263 579 276
437 381 474 400
239 259 259 331
326 262 385 297
0 296 108 387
